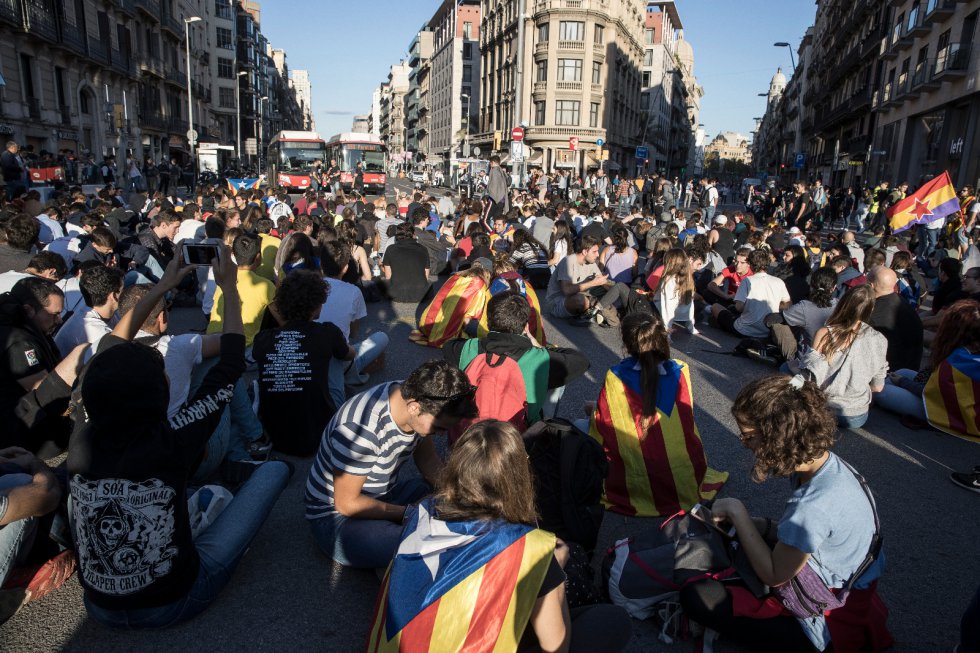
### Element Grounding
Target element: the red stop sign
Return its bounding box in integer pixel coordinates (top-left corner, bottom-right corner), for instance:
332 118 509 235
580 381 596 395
511 127 525 141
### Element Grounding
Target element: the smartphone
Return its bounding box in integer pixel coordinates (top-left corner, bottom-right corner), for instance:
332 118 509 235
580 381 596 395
182 243 219 266
689 503 737 539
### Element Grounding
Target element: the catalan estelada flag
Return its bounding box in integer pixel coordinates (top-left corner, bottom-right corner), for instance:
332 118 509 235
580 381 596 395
590 358 728 517
366 499 554 653
887 171 960 234
410 274 489 348
924 346 980 442
226 177 262 195
476 271 547 345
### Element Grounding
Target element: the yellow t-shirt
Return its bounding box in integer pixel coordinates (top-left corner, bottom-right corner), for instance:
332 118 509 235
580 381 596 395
207 269 276 346
255 233 281 282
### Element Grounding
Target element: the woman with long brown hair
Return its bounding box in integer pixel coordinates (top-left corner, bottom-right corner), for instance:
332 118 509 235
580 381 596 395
367 420 631 653
799 284 888 428
653 248 697 335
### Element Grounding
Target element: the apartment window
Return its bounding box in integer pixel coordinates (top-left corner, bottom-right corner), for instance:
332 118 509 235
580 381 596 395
537 22 549 42
558 58 582 81
592 61 601 84
217 57 234 79
643 49 654 67
536 60 548 82
642 71 651 86
594 24 604 44
535 100 546 125
639 92 649 110
216 27 233 50
590 102 600 127
219 87 236 109
215 0 232 19
463 65 472 83
54 67 67 108
559 21 584 41
645 28 655 45
20 54 35 99
80 92 90 114
463 21 472 40
463 43 472 59
555 100 580 126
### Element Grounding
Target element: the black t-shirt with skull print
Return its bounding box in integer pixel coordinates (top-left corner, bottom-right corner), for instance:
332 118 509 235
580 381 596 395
68 333 245 611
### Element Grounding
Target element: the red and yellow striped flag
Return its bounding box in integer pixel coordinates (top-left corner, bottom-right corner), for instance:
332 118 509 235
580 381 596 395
366 500 554 653
410 274 489 348
590 358 727 517
924 346 980 442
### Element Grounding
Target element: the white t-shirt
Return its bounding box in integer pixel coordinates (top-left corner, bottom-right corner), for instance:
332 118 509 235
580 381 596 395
733 272 790 338
317 277 366 342
175 219 205 244
925 216 946 230
0 271 30 294
58 277 86 318
54 308 114 356
545 254 600 306
44 236 80 269
136 330 203 417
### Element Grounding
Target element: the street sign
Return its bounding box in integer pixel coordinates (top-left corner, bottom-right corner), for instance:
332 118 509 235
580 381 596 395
186 129 198 144
511 127 525 141
569 136 579 151
510 140 525 162
596 138 605 146
635 146 649 160
794 152 806 169
473 146 481 155
244 138 257 155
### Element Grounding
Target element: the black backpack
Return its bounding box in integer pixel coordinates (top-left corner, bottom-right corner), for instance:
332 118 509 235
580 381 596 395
698 187 711 208
523 418 608 553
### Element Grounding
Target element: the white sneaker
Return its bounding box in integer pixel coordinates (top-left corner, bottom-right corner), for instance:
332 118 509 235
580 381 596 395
688 325 700 335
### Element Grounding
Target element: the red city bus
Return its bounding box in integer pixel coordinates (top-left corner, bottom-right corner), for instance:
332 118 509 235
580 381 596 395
266 130 326 192
323 132 387 195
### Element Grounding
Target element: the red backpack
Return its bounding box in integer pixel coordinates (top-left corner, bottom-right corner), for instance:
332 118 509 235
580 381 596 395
449 339 550 445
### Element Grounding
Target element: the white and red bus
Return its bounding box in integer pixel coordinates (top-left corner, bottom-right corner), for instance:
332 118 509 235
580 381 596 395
323 132 387 194
267 130 327 192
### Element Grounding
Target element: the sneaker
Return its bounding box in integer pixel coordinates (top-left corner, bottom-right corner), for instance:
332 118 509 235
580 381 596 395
949 468 980 494
247 433 273 461
687 324 700 336
568 314 592 327
599 307 621 328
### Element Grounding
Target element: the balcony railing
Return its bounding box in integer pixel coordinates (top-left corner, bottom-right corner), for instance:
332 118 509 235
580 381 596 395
133 0 159 19
139 54 165 77
25 0 58 41
556 40 585 51
555 81 582 91
58 18 87 55
934 43 970 78
88 36 109 64
165 67 186 86
25 97 41 120
911 58 940 89
0 0 22 27
160 10 181 37
115 0 135 16
924 0 956 22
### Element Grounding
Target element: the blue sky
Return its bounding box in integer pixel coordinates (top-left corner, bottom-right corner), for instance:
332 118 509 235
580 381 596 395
260 0 817 142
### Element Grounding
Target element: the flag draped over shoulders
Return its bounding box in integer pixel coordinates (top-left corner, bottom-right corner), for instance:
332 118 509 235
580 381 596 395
589 358 727 517
410 274 489 348
924 347 980 442
887 171 959 234
366 499 554 653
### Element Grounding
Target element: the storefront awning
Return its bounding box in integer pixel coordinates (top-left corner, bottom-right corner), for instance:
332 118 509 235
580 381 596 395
605 161 621 171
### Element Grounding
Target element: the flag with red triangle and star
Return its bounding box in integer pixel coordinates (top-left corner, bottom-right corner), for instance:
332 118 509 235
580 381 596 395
887 171 960 234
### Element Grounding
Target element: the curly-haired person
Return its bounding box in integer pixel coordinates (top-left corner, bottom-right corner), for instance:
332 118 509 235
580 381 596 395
680 376 891 653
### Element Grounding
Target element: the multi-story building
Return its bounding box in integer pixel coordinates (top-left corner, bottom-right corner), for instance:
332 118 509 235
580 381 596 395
369 85 383 139
351 115 370 132
405 28 433 161
268 46 303 139
473 0 645 179
640 1 701 178
379 62 410 168
292 69 314 131
426 0 480 175
871 0 979 188
704 131 752 164
208 0 241 153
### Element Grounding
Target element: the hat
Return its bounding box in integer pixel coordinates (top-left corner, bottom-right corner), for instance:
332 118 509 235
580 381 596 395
713 215 728 225
472 257 494 271
788 226 802 234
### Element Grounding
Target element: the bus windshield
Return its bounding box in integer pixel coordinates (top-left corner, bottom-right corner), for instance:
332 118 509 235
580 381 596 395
277 144 326 172
342 146 385 173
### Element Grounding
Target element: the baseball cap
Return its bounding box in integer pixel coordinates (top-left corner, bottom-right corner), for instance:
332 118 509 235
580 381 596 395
472 257 494 271
788 226 802 234
714 215 728 225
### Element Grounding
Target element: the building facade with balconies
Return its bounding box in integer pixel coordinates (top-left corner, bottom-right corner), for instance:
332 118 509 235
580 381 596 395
292 69 313 131
426 0 480 172
871 0 979 188
405 28 433 161
474 0 645 179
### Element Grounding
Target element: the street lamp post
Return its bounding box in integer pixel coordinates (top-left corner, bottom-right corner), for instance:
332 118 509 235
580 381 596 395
184 17 202 162
774 41 803 180
235 71 248 162
258 95 268 171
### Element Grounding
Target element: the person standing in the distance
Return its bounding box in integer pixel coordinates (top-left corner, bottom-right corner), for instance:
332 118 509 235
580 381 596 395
1 141 28 200
325 158 341 196
485 155 511 222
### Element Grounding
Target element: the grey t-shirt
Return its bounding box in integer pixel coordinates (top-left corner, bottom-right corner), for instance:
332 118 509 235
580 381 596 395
783 299 836 344
545 254 600 306
800 324 888 417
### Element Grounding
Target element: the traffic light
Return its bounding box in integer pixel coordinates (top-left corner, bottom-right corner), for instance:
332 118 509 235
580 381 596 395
644 158 649 165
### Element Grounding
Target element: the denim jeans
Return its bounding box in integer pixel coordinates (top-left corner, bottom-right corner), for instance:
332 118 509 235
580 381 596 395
838 412 869 429
918 227 940 258
189 358 264 482
326 332 390 410
873 369 926 420
705 206 716 224
84 461 290 629
308 476 430 569
0 473 36 586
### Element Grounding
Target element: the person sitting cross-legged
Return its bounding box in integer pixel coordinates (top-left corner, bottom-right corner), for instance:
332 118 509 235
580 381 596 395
305 360 478 569
69 250 291 629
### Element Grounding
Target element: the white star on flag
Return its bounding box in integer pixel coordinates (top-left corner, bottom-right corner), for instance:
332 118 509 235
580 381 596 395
398 502 478 581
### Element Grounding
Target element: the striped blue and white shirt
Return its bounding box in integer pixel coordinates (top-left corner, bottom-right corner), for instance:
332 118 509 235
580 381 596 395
305 382 419 520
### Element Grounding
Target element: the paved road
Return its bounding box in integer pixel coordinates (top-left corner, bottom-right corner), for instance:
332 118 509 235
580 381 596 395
3 193 977 652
